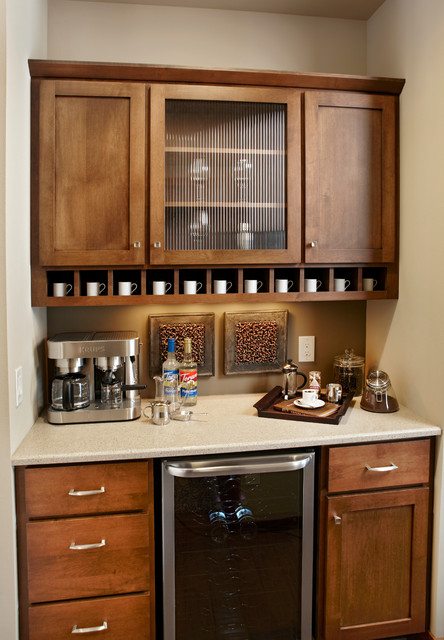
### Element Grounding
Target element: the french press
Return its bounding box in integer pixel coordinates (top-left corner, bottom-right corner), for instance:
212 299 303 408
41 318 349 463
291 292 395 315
282 359 308 399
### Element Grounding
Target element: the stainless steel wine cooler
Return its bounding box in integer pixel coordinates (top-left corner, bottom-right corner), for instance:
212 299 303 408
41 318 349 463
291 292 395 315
161 451 315 640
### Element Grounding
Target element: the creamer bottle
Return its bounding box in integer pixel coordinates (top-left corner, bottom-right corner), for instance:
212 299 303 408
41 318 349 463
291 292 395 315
179 338 197 406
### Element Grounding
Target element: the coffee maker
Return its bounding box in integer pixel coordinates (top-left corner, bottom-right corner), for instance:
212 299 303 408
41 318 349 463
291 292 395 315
47 331 145 424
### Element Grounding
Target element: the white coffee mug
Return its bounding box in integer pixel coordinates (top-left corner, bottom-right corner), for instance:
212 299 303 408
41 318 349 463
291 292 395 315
304 278 322 293
302 388 318 405
86 282 106 296
53 282 72 297
244 279 263 293
213 280 232 294
184 280 202 295
153 281 172 295
118 281 137 296
275 279 293 293
334 278 351 292
363 278 378 291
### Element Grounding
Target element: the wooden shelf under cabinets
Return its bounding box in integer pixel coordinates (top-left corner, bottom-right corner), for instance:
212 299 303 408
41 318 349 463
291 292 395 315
31 264 398 306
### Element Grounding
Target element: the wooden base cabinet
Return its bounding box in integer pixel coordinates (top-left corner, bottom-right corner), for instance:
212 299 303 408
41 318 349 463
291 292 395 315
15 461 155 640
320 439 432 640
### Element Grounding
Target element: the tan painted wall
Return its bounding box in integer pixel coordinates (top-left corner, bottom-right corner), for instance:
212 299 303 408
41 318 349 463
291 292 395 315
47 301 366 399
1 2 47 638
0 1 15 637
47 0 367 74
367 1 444 636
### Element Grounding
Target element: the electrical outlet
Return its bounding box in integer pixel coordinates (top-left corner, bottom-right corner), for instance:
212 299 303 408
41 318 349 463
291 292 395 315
15 366 23 407
299 336 315 362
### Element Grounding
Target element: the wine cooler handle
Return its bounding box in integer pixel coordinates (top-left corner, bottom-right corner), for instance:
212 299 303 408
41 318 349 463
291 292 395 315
163 452 314 478
72 622 108 634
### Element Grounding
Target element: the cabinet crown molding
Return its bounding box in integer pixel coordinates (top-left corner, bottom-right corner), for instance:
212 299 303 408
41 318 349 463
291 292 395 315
28 59 405 95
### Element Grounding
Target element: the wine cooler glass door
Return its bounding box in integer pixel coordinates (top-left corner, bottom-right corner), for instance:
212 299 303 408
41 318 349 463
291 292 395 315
162 451 314 640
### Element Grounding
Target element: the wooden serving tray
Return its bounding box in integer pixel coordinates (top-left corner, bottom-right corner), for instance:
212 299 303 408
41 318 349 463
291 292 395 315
253 386 353 425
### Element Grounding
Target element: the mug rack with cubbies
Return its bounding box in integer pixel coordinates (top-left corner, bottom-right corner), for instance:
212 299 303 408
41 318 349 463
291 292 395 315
31 264 398 306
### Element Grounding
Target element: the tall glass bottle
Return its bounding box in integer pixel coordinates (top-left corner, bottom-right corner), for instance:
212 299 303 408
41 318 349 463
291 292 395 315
179 337 197 406
162 338 180 404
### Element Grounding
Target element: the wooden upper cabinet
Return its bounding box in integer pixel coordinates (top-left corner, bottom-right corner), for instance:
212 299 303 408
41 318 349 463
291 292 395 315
305 91 397 264
36 80 146 266
149 84 302 265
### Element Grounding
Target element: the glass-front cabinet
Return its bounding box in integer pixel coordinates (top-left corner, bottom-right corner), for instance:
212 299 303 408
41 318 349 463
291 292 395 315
149 85 302 265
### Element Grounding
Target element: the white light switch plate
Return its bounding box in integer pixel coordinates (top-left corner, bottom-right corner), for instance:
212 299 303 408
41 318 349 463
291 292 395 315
15 366 23 407
298 336 315 362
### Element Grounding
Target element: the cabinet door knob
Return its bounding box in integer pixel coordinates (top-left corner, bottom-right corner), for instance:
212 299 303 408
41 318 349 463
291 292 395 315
309 241 318 248
333 515 342 525
154 241 162 249
365 462 398 472
133 241 141 248
72 622 108 634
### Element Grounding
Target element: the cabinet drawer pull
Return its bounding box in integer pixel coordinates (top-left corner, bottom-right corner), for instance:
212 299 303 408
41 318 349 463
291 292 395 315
333 515 342 525
70 539 106 550
365 462 398 472
69 487 105 497
72 621 108 634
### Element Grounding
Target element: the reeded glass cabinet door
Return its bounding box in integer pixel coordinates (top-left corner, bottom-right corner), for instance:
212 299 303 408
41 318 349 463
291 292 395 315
150 85 301 265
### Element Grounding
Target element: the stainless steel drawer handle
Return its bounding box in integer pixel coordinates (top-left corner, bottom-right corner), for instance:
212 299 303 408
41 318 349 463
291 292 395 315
72 621 108 634
69 487 105 497
365 462 398 472
70 539 106 551
333 515 342 525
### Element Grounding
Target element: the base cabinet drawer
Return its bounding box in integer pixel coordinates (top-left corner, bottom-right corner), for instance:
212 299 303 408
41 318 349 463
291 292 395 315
328 438 430 493
26 513 150 603
23 461 150 517
28 593 151 640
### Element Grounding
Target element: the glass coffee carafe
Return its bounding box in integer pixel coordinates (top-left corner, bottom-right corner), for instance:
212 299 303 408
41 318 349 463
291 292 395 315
51 372 90 411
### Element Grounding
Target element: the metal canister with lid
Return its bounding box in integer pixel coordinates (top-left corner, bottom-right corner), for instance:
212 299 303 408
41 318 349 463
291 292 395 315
333 348 365 397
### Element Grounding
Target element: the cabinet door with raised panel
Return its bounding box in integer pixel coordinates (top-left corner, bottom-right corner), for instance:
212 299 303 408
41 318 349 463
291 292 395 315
36 80 146 266
325 487 429 640
305 91 396 264
149 84 301 265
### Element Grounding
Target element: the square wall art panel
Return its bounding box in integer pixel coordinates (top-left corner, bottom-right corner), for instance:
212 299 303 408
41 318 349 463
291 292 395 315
149 313 215 377
224 310 288 375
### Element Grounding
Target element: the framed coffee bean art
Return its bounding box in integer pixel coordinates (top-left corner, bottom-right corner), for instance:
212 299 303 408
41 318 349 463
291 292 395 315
224 310 288 375
149 313 215 377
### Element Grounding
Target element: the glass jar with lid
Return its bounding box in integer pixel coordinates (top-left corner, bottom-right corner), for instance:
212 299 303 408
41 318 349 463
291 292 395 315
333 348 365 397
360 369 399 413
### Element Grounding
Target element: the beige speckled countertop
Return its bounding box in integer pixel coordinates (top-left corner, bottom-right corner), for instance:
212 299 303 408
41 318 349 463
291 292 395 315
12 393 441 466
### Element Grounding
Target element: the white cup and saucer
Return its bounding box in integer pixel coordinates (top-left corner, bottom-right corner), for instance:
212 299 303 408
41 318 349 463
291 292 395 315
294 388 325 409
